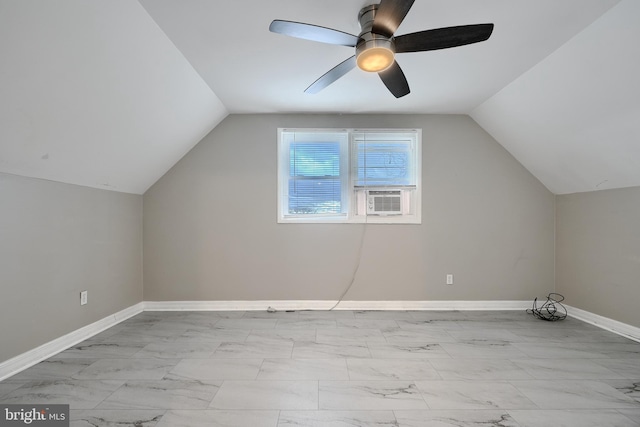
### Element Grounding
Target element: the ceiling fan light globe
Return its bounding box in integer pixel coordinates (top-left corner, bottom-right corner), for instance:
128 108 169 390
357 47 395 72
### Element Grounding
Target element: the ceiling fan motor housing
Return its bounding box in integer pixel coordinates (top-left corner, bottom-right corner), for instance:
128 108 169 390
356 4 395 72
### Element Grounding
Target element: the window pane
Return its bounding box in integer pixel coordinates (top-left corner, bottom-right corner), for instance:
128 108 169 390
355 141 412 186
289 141 342 214
278 128 420 223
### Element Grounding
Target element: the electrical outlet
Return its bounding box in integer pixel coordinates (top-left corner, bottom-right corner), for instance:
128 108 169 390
80 291 88 305
446 274 454 285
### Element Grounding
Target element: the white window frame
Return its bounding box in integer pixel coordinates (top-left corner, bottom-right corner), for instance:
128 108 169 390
277 128 421 224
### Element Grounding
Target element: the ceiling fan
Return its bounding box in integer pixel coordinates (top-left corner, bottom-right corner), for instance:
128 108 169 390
269 0 494 98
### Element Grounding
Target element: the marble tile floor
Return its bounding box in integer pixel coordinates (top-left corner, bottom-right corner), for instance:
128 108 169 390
1 310 640 426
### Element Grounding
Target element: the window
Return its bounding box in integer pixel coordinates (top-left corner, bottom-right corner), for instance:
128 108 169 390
278 128 421 224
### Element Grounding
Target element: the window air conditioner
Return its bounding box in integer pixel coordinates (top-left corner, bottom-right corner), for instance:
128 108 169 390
367 190 402 215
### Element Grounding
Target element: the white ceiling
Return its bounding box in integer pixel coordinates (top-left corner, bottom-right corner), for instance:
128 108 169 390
138 0 619 114
1 0 638 195
472 0 640 194
0 0 227 194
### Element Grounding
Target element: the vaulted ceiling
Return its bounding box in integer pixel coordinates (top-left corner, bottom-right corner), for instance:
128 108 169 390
1 0 638 195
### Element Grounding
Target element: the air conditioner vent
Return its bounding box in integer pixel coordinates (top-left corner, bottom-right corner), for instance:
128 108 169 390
367 190 402 215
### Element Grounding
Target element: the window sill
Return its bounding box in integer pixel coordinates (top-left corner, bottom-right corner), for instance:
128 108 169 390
277 214 421 225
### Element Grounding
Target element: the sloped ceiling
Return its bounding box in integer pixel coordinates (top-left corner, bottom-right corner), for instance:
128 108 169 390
1 0 637 195
0 0 227 194
471 0 640 194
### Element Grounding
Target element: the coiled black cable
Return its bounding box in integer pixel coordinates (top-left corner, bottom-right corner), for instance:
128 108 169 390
527 292 567 321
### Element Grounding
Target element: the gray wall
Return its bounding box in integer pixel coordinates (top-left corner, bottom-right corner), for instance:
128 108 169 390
0 173 143 363
144 114 555 302
556 187 640 327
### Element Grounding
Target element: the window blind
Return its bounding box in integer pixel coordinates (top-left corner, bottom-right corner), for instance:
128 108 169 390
288 141 342 214
355 140 414 187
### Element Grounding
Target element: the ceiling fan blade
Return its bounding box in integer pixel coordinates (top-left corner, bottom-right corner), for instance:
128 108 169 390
378 60 410 98
394 24 494 53
269 20 359 47
305 56 357 94
372 0 415 37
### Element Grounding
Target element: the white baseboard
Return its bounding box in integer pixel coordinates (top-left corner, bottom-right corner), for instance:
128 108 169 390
143 300 532 311
335 300 531 311
4 300 638 382
0 302 144 381
143 300 335 311
566 305 640 343
143 300 640 343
